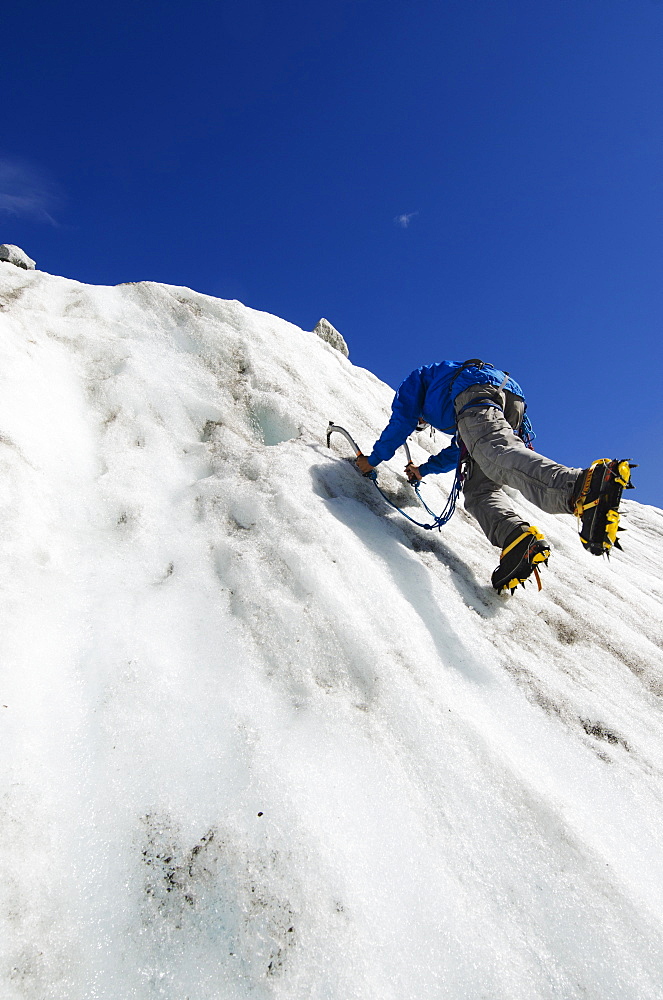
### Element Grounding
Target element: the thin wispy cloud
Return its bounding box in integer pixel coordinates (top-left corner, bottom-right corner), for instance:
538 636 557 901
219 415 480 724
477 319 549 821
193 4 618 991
0 158 61 225
394 211 418 229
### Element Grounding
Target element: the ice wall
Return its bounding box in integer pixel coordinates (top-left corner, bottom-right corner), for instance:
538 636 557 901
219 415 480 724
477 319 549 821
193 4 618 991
1 266 662 1000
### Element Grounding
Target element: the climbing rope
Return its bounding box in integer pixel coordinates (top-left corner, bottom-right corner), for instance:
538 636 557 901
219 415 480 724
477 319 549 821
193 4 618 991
326 422 464 531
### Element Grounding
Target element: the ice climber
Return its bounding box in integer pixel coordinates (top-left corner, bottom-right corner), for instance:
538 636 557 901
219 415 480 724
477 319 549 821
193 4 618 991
355 359 634 594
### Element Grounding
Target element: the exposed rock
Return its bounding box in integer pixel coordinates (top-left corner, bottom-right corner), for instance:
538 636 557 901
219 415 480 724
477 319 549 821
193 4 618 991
313 317 349 358
0 244 36 270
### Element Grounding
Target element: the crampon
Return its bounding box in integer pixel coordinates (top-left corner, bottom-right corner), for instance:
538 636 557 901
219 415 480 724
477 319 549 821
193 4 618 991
491 526 551 595
573 459 635 556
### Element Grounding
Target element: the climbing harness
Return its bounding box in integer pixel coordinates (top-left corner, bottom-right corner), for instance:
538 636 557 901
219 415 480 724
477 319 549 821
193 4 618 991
449 359 536 450
447 358 491 392
326 422 464 531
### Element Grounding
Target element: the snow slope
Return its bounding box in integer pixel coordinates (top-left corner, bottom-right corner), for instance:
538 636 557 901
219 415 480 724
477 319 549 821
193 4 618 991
1 264 662 1000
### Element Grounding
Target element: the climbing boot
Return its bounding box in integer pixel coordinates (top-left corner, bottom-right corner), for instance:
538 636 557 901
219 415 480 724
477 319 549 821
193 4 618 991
491 525 550 595
572 459 635 556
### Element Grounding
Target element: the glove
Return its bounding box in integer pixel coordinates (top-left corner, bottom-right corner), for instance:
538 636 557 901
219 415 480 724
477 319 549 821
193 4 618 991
405 462 422 484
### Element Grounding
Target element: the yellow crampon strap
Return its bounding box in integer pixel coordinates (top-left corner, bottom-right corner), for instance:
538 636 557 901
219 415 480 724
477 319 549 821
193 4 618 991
501 526 549 592
604 508 620 549
615 460 632 488
573 458 609 516
600 462 632 549
500 525 544 559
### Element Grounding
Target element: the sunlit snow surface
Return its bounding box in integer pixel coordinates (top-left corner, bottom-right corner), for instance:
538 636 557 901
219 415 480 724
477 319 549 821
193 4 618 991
1 265 662 1000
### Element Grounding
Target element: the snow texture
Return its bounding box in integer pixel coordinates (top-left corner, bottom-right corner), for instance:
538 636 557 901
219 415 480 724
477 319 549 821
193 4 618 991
313 316 349 357
0 265 662 1000
0 244 36 270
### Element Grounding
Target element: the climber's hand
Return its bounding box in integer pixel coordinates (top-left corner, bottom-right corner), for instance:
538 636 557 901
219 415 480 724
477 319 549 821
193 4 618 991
405 462 422 484
355 454 375 476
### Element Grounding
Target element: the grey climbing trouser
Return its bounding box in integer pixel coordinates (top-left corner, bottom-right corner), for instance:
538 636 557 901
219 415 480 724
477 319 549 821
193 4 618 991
454 384 582 548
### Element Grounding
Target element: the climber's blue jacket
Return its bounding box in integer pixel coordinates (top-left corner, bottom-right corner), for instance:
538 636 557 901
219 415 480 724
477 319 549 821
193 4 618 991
366 361 525 476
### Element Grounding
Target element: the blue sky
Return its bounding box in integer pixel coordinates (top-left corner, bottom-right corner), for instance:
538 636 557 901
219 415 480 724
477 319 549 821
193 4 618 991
2 0 662 505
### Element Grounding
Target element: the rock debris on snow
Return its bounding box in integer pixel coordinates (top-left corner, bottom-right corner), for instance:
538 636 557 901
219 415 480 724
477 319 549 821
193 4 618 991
312 316 349 357
0 243 36 269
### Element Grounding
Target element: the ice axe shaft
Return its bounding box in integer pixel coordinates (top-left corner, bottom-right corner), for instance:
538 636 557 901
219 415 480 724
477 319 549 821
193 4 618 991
326 421 412 465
